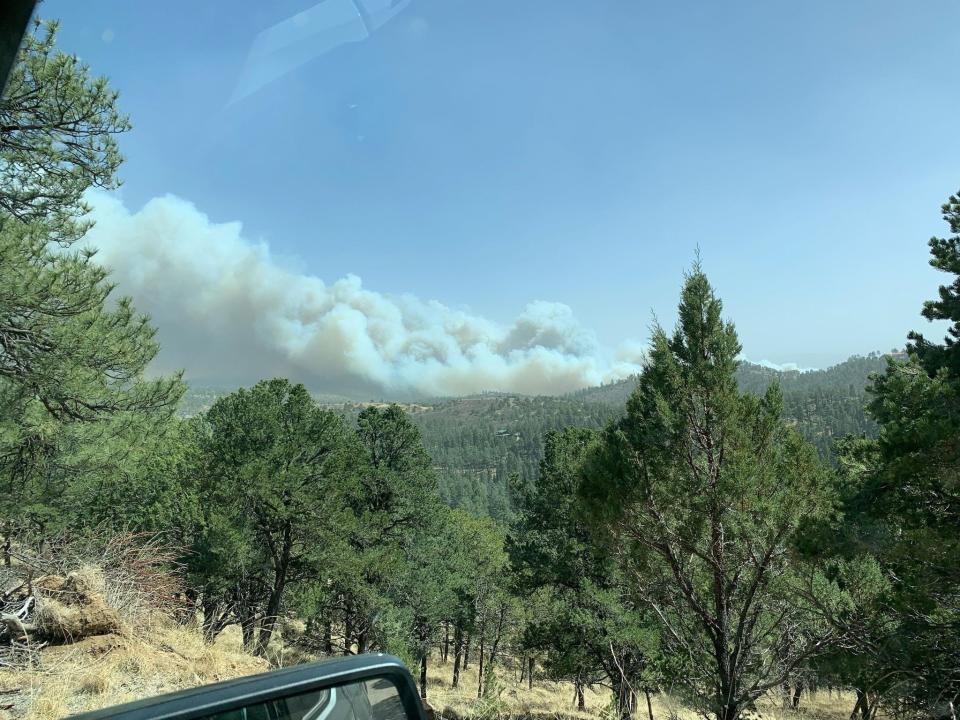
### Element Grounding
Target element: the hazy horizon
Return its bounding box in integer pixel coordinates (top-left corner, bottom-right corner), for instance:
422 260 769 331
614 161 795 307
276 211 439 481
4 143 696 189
178 349 896 404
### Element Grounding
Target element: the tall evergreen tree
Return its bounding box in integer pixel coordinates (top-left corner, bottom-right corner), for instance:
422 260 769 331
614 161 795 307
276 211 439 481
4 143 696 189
1 17 129 245
191 379 358 655
511 427 660 719
843 190 960 713
0 17 180 547
907 191 960 377
317 405 443 656
581 267 840 720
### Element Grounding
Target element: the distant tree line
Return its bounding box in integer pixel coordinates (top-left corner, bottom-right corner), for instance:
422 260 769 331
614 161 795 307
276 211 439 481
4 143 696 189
179 354 885 519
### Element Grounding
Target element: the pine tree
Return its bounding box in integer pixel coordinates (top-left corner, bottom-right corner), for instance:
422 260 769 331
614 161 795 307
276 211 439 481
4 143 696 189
907 191 960 376
0 18 130 245
845 190 960 712
0 13 181 547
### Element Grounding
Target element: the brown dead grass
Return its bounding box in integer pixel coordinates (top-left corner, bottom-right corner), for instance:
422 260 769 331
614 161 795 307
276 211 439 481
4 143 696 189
0 628 859 720
0 602 857 720
754 692 858 720
425 653 609 719
0 622 268 719
424 654 856 720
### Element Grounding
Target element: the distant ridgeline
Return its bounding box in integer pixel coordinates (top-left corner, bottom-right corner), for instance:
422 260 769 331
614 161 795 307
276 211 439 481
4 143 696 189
179 352 891 521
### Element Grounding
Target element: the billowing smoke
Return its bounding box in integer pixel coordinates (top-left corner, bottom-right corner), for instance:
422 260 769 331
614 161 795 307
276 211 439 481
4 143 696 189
82 192 645 398
740 357 815 373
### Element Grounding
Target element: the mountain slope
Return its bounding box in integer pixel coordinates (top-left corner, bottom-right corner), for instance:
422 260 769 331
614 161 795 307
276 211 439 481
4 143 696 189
569 354 887 456
179 353 891 518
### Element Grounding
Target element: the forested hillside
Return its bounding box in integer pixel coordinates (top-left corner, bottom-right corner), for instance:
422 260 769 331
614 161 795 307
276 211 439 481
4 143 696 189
180 354 888 518
406 395 617 519
570 353 888 458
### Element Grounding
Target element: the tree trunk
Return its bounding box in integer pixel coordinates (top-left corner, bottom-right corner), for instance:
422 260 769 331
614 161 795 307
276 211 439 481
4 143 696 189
256 617 277 656
201 597 229 642
201 598 217 641
255 594 281 656
792 683 803 710
850 691 865 720
477 636 485 698
452 624 463 688
645 689 655 720
575 678 586 711
357 629 368 654
241 613 257 652
718 703 742 720
344 601 353 656
715 675 742 720
483 603 507 698
528 656 534 690
852 689 872 720
324 619 333 655
443 621 449 663
613 674 632 720
486 604 506 674
420 653 428 700
2 525 11 567
463 633 471 670
255 526 292 657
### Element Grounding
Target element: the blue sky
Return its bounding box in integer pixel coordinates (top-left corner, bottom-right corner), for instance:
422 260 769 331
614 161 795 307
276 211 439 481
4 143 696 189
45 0 960 393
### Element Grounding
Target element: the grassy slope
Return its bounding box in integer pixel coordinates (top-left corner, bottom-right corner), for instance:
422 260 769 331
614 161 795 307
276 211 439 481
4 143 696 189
425 653 853 720
0 624 267 719
3 624 855 720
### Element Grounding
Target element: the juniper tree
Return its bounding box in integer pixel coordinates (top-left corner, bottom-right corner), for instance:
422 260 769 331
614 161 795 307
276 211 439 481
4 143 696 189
194 379 359 655
581 267 840 720
511 427 660 719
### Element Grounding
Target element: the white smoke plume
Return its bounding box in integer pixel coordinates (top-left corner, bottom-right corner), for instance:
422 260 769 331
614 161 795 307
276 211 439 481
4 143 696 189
82 192 645 398
740 357 816 373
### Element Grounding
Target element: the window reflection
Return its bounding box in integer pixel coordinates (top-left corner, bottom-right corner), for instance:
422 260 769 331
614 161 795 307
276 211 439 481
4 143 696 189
204 677 406 720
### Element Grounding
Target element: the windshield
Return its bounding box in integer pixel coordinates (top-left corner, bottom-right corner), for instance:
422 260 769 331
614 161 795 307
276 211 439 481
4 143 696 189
2 3 959 720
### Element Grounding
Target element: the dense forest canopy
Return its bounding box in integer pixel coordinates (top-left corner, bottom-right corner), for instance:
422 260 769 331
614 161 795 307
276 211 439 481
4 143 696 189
180 353 888 519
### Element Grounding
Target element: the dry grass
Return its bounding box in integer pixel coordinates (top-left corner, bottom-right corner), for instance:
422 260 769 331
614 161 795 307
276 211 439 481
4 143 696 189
0 621 268 719
425 654 609 719
0 534 865 720
424 654 856 720
0 635 859 720
26 532 187 623
0 531 302 719
0 550 859 720
753 692 857 720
